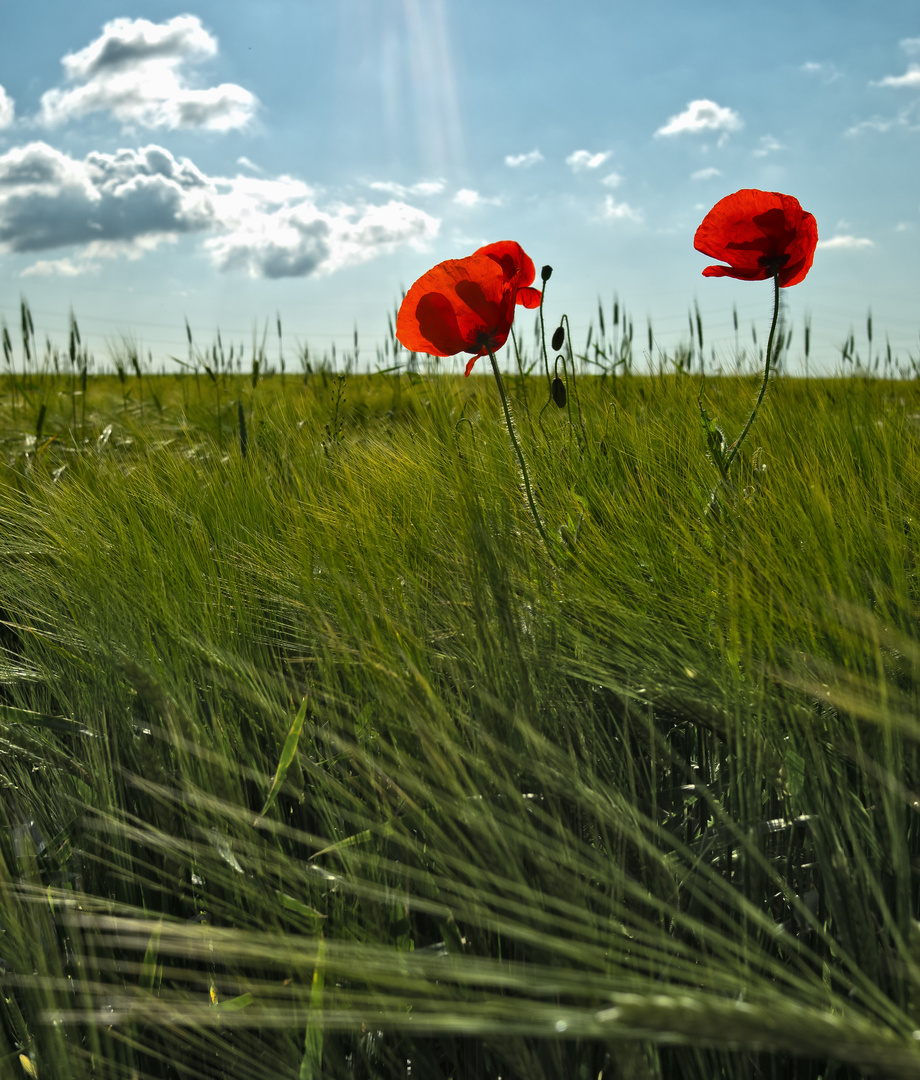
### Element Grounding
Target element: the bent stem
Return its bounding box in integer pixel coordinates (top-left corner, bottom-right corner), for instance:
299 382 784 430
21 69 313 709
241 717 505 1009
724 272 780 476
487 348 552 550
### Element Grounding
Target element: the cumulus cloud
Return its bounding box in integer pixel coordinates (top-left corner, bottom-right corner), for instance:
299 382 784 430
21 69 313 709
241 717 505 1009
0 87 14 129
655 99 742 137
207 183 438 278
0 142 213 255
818 235 875 250
566 150 610 172
602 195 642 223
368 179 445 198
691 166 721 181
505 150 543 168
0 141 440 279
39 15 257 131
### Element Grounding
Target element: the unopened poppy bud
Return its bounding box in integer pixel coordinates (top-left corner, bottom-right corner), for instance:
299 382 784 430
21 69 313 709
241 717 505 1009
551 325 565 352
551 377 567 408
541 265 553 282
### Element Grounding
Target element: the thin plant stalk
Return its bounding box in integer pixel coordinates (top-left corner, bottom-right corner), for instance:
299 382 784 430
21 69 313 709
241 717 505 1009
724 272 780 475
486 347 552 550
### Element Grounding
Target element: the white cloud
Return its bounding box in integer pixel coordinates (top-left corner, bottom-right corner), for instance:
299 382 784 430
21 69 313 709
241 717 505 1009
39 16 257 131
207 180 439 278
690 167 721 181
505 150 543 168
874 64 920 88
566 150 610 172
602 195 642 223
0 141 440 278
846 115 897 135
655 99 742 137
368 179 445 198
600 171 622 188
0 87 13 129
21 256 95 277
846 100 920 136
0 142 213 255
752 135 784 157
801 61 842 83
237 156 263 174
900 37 920 55
450 188 501 208
818 235 875 250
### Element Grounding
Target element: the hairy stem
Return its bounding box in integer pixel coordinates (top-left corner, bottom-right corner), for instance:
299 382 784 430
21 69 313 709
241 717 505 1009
487 349 552 550
724 272 780 475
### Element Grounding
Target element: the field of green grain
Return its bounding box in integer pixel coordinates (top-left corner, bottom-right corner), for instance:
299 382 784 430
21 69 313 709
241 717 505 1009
1 328 919 1079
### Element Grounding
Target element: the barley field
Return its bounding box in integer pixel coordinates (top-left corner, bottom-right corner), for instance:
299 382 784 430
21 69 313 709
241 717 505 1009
1 307 919 1080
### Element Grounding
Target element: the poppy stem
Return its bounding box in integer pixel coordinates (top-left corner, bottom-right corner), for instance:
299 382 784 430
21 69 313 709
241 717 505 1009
486 348 552 550
724 272 780 475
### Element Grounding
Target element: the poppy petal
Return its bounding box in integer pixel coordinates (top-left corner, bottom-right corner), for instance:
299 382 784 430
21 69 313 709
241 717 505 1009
515 286 543 309
396 254 514 361
473 241 537 290
701 265 769 281
415 291 468 356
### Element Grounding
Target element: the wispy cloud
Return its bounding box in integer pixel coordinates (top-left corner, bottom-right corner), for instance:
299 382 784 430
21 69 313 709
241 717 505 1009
818 235 874 250
690 166 721 181
566 150 610 172
846 100 920 136
655 99 742 137
846 115 897 135
901 37 920 55
600 171 622 188
752 135 784 157
602 195 642 223
0 141 439 279
505 150 543 168
39 16 257 131
801 61 842 83
368 179 445 198
452 188 501 207
21 256 95 278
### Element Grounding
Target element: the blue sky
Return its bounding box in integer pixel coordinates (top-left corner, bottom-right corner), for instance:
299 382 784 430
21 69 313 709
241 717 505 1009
0 0 917 373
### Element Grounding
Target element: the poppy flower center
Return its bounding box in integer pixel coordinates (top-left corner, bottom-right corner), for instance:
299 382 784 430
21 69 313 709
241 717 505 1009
756 251 790 275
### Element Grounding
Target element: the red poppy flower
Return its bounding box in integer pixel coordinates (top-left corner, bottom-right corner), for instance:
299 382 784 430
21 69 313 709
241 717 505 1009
694 189 818 288
397 241 541 375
